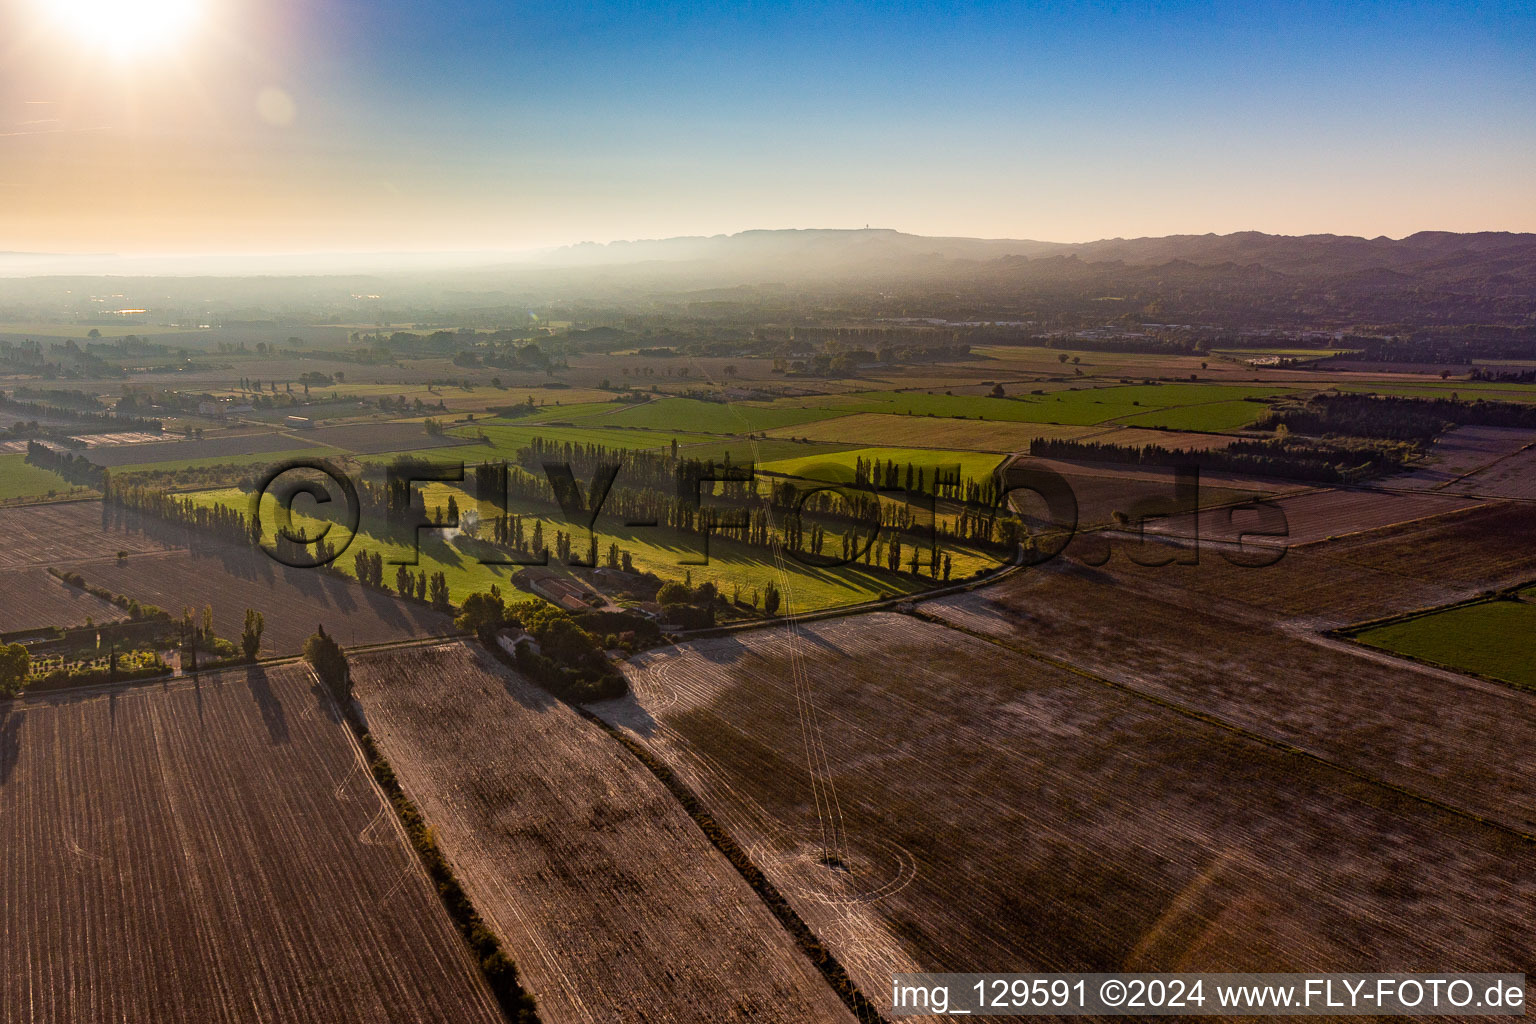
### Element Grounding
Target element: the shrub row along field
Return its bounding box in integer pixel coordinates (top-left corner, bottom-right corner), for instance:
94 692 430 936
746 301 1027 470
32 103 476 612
2 568 128 632
347 642 856 1024
0 664 504 1024
603 613 1534 1013
1355 594 1536 690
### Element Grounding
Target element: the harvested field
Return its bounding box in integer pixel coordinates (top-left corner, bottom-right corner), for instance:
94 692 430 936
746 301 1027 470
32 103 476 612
348 642 855 1024
1138 485 1486 547
0 503 452 652
306 421 478 455
566 396 845 434
1448 441 1536 499
83 431 326 467
82 547 455 655
0 663 504 1024
1 569 127 631
1315 500 1536 591
1382 426 1536 491
1060 499 1536 626
602 614 1535 1012
0 501 182 570
1002 456 1280 535
926 560 1536 831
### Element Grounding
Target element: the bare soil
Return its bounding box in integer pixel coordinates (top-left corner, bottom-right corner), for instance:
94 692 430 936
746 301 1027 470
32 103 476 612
0 663 504 1024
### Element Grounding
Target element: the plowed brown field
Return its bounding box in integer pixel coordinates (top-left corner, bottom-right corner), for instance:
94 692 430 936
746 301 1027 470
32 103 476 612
348 641 857 1024
601 614 1535 1015
0 662 503 1024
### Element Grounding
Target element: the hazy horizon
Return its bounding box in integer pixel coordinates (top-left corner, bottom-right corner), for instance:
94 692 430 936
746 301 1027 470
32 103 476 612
4 1 1533 255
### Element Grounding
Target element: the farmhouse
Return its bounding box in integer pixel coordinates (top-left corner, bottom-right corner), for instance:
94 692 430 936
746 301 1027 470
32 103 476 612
496 627 539 657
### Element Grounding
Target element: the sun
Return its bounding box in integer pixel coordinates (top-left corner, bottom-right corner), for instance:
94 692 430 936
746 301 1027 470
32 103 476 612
42 0 202 59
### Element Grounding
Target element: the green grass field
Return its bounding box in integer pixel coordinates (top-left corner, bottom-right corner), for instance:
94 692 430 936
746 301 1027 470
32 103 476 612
784 383 1298 428
766 412 1099 452
1355 596 1536 690
0 453 89 500
186 484 999 615
563 396 849 434
1117 399 1275 431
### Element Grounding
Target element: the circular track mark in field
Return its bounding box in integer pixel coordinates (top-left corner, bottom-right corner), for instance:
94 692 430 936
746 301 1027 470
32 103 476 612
747 825 918 907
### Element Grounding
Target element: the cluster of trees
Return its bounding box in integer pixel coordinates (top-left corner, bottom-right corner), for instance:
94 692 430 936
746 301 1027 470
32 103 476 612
481 341 552 372
1323 335 1536 364
346 549 451 610
304 625 351 700
25 441 107 488
1 392 161 433
105 478 254 546
0 643 30 697
379 394 448 414
1030 435 1406 483
456 589 625 701
0 337 121 378
1264 393 1536 442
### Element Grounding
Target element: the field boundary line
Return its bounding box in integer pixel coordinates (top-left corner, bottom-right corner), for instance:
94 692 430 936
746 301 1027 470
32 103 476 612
907 608 1536 847
1429 438 1536 493
671 560 1025 643
325 657 542 1024
1310 628 1536 698
567 692 890 1024
474 563 889 1024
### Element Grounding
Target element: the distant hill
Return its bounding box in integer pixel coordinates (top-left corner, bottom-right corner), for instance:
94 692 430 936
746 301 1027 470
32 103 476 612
546 227 1536 283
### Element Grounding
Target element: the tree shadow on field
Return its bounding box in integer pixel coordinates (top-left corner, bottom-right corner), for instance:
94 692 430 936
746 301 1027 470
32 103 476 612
308 681 342 725
0 707 22 786
244 665 290 745
474 645 561 715
695 634 749 665
588 690 658 738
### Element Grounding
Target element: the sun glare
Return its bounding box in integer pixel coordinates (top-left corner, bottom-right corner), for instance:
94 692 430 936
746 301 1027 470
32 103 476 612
42 0 201 58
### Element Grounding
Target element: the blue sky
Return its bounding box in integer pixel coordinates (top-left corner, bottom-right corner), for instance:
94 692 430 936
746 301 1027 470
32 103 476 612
4 0 1533 251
